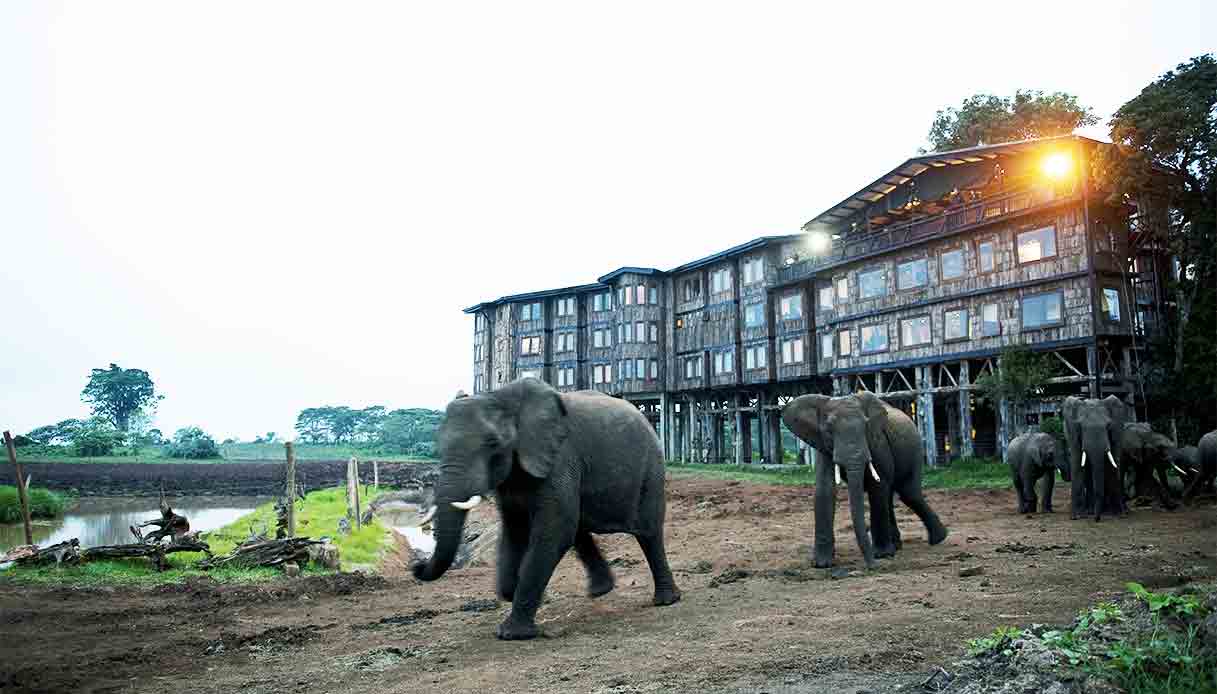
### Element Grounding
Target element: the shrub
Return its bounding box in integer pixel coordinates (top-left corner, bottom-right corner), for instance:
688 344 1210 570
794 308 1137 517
71 420 125 457
166 427 222 459
0 485 68 523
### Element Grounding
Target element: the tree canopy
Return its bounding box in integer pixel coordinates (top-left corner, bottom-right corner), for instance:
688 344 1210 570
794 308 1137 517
81 363 163 433
1093 54 1217 440
293 405 442 457
926 90 1098 153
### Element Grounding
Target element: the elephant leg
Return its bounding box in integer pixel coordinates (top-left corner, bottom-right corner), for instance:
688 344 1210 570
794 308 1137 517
887 488 902 551
846 476 875 570
898 485 949 546
497 527 573 640
1022 470 1038 514
495 511 530 602
1070 463 1086 520
868 481 895 558
635 532 681 606
1154 464 1177 510
1041 468 1055 513
575 531 615 598
1012 466 1027 513
813 456 837 568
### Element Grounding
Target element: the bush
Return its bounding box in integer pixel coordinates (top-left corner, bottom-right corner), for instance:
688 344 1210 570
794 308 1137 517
71 420 124 457
165 427 222 459
0 485 68 523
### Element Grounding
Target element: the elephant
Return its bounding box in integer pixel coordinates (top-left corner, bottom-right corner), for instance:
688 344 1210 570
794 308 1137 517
781 391 948 570
410 377 680 640
1183 430 1217 502
1119 423 1178 510
1007 431 1069 514
1061 395 1128 521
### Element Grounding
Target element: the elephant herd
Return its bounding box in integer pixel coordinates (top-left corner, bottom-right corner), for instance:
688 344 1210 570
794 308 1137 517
411 378 1212 640
1008 395 1217 521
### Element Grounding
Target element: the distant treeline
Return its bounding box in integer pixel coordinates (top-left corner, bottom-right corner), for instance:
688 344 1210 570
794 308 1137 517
293 406 443 458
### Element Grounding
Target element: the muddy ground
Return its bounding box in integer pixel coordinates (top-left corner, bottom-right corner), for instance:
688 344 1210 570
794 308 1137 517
2 478 1214 694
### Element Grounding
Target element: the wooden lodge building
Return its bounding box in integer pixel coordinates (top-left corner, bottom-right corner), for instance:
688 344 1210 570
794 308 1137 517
463 136 1168 466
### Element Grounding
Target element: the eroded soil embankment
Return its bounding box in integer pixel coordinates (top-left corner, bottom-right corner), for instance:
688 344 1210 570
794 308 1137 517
0 460 438 497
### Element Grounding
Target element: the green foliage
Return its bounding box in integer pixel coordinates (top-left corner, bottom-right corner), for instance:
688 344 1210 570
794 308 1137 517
25 419 86 446
667 457 1007 490
1094 54 1217 442
926 90 1098 152
1126 582 1208 619
974 345 1060 409
922 457 1011 490
165 427 221 459
80 363 163 432
967 625 1026 656
70 418 125 457
0 486 68 523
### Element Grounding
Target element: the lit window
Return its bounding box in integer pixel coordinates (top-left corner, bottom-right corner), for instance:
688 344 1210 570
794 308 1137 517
1102 288 1121 321
859 268 886 299
944 309 969 341
1022 292 1063 329
897 259 928 290
780 294 803 321
781 338 804 364
1017 226 1057 264
838 330 851 356
860 324 888 354
835 276 849 301
940 249 965 280
981 303 1000 337
900 316 932 347
818 285 834 311
821 333 833 360
520 336 542 355
636 284 646 305
744 302 765 327
978 241 995 273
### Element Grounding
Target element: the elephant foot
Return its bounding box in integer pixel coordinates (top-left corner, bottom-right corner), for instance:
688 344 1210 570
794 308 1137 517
496 588 515 603
587 573 615 599
496 616 541 641
653 586 682 606
928 526 949 546
813 548 834 569
1042 506 1054 514
874 544 897 559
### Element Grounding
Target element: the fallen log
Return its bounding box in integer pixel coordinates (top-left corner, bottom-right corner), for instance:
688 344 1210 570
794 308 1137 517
198 537 321 570
7 539 81 567
131 486 191 544
81 536 212 571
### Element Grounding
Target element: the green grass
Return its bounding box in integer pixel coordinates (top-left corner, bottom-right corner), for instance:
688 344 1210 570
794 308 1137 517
667 456 1009 490
1 486 395 585
13 443 435 464
0 485 69 523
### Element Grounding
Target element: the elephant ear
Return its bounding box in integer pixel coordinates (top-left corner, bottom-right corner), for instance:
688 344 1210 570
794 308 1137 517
1102 395 1129 463
857 392 895 470
506 377 568 479
1061 397 1082 458
782 394 831 453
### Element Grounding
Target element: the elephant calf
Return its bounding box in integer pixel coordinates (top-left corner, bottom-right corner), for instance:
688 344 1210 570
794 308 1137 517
411 378 680 640
1007 432 1069 514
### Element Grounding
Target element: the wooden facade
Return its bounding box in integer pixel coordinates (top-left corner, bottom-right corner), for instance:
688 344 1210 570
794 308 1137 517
464 136 1166 465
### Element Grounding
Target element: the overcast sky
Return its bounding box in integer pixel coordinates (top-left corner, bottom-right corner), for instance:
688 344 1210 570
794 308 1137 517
1 1 1213 441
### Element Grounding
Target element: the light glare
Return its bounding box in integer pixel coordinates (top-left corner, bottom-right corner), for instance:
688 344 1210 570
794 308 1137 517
807 231 831 255
1041 152 1071 179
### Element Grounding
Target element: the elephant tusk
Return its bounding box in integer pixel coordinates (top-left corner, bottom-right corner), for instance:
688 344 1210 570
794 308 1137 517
451 495 483 511
417 505 437 526
834 465 842 485
1171 463 1186 476
1107 451 1118 469
869 462 881 482
1081 451 1087 468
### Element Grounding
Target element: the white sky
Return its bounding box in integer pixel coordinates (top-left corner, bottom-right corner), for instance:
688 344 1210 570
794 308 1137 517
2 1 1213 441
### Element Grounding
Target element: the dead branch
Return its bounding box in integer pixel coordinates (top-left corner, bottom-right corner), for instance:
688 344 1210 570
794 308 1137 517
198 537 321 570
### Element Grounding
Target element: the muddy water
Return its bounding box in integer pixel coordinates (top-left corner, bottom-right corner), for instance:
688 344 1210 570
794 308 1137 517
0 496 271 552
375 503 436 554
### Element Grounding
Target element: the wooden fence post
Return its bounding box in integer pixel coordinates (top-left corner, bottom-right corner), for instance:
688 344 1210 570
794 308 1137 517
4 431 33 546
284 441 296 538
373 460 379 489
347 456 361 530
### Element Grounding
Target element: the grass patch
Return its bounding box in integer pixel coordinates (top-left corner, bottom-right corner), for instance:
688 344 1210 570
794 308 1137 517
1 486 395 585
0 485 69 522
667 456 1009 490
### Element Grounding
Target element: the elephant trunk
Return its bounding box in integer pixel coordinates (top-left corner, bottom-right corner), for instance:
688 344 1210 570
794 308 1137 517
845 461 874 569
1082 432 1112 522
412 490 469 581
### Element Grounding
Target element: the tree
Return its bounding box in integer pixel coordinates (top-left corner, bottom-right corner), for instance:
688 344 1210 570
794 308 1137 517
166 427 221 459
1093 54 1217 441
25 419 84 446
81 363 163 433
295 408 332 443
974 345 1061 436
71 418 125 457
926 90 1098 153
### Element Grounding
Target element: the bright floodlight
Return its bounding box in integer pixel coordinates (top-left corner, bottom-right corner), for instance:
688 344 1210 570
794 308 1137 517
807 230 831 255
1041 152 1071 180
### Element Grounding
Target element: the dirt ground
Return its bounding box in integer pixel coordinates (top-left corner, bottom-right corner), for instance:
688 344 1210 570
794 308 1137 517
2 478 1214 694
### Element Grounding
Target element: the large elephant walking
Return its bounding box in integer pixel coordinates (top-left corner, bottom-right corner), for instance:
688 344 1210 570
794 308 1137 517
782 392 948 570
1061 396 1128 521
412 378 680 640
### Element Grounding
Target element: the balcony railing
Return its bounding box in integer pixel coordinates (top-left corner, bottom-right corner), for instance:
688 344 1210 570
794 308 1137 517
776 184 1071 286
